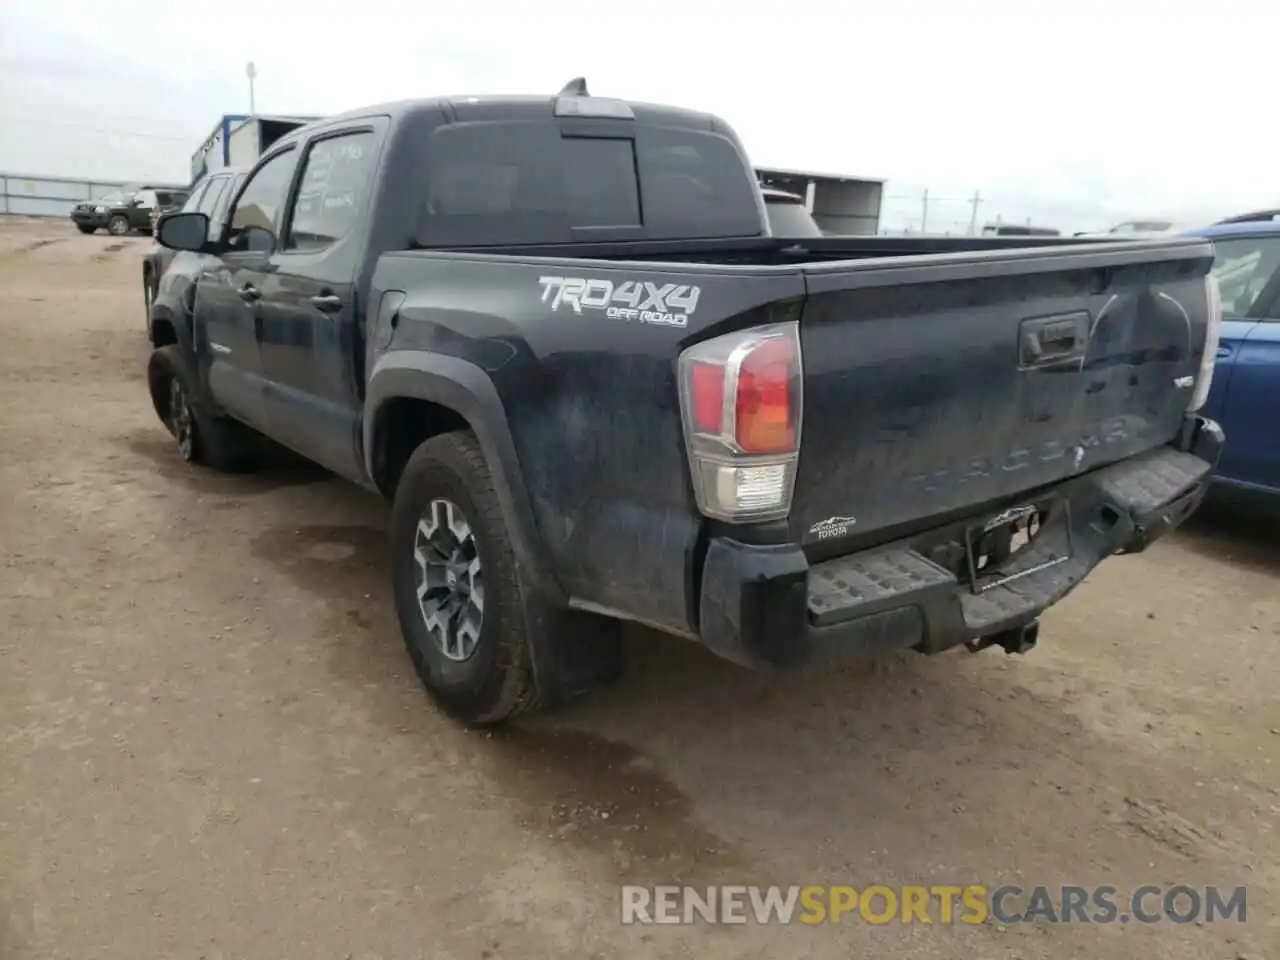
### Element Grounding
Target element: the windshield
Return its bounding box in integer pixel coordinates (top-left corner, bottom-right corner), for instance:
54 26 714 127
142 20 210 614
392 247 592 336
765 198 822 237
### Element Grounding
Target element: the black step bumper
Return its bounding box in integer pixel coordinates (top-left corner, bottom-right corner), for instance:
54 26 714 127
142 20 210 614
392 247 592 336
696 416 1224 670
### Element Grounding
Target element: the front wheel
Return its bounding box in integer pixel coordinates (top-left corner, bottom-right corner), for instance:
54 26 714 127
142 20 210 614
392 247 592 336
146 345 258 470
390 432 540 724
75 223 97 235
107 214 130 236
142 274 156 326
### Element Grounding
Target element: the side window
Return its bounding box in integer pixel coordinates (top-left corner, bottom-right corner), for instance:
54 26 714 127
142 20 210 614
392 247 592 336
181 182 209 213
284 131 376 252
198 178 228 217
216 175 247 222
227 150 296 254
1210 237 1280 318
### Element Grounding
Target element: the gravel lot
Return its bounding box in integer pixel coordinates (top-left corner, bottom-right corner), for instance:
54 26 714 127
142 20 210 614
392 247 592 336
1 215 1277 960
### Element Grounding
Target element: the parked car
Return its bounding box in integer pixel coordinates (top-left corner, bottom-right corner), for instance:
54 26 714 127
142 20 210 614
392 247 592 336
143 167 245 333
1185 220 1280 502
761 186 822 237
70 190 132 234
981 223 1061 237
146 80 1224 724
1215 209 1280 226
1075 219 1205 239
70 186 188 236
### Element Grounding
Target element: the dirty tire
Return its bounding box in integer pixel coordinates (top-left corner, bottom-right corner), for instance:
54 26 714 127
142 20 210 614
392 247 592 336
75 223 96 235
146 345 258 471
107 215 130 237
142 273 155 325
391 432 539 725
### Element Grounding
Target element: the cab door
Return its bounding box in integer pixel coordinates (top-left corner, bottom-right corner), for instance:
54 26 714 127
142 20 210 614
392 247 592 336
194 147 300 431
256 124 384 480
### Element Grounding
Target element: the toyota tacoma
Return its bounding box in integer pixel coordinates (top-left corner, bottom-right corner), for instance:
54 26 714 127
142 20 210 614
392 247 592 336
145 79 1226 723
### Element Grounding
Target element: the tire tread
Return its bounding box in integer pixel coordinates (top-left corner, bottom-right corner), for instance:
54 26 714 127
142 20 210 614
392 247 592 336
394 432 540 723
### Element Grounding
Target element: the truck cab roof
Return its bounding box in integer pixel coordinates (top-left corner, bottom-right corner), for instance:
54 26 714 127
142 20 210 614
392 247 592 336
266 82 769 249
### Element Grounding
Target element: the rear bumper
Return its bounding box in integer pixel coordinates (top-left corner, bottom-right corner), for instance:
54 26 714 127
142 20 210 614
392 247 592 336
697 416 1224 670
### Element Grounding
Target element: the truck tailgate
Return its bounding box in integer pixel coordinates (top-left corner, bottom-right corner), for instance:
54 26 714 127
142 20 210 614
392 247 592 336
792 239 1215 544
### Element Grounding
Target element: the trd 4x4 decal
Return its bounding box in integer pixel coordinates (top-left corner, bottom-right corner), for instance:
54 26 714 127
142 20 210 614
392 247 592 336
537 276 701 328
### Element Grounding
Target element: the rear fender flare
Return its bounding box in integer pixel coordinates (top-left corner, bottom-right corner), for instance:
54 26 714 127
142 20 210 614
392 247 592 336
364 351 564 603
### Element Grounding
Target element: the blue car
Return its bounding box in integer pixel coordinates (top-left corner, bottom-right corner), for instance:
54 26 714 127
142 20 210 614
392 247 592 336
1186 220 1280 501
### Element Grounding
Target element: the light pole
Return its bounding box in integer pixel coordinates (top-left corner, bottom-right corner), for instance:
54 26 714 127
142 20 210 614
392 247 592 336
246 61 257 115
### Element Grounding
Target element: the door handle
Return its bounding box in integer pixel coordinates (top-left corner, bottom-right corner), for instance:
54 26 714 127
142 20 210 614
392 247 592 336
1216 346 1232 359
238 284 261 303
310 293 342 314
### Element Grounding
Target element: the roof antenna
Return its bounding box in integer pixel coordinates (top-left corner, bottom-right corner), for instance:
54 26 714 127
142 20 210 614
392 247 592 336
559 77 589 97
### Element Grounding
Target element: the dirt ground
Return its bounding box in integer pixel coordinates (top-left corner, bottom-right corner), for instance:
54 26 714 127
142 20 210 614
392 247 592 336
0 215 1276 960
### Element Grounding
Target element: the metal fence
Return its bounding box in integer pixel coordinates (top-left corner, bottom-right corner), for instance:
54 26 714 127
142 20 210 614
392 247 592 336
0 171 179 218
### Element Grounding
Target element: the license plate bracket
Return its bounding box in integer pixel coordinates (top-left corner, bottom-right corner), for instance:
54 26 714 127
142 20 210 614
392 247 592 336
963 500 1071 594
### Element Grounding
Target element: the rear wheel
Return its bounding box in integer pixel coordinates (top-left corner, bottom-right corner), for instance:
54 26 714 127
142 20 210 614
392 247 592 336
391 432 539 724
147 345 258 470
107 214 130 236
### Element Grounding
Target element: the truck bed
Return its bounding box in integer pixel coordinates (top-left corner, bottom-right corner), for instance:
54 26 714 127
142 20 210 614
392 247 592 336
371 235 1214 636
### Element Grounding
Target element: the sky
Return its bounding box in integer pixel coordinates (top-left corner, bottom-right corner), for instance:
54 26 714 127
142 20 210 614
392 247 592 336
1 0 1276 234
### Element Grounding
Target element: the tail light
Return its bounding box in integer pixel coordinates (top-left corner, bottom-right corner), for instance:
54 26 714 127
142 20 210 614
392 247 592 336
677 322 802 522
1187 273 1222 412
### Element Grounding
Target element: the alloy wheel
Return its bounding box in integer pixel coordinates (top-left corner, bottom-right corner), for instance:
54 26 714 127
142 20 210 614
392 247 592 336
413 498 485 661
168 377 194 460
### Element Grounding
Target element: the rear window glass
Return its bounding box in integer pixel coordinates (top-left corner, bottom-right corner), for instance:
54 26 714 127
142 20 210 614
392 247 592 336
418 121 762 246
563 138 640 227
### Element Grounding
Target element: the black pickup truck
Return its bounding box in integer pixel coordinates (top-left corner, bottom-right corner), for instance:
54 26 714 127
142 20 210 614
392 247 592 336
147 80 1225 723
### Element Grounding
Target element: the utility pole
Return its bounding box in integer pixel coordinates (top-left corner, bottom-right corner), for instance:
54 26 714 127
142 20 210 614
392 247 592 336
920 188 929 234
968 190 982 235
246 61 257 115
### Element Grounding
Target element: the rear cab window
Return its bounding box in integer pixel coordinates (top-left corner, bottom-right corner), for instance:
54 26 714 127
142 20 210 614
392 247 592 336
285 131 377 252
417 115 764 246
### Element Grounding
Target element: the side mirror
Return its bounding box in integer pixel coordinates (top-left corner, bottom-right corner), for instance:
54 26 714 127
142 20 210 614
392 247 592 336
157 212 211 252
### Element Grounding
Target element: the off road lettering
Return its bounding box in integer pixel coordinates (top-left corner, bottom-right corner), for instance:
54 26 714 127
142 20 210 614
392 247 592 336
538 276 700 327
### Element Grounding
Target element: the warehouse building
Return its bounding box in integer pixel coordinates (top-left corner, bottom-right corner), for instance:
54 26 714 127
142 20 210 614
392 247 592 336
755 166 884 235
190 113 321 184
